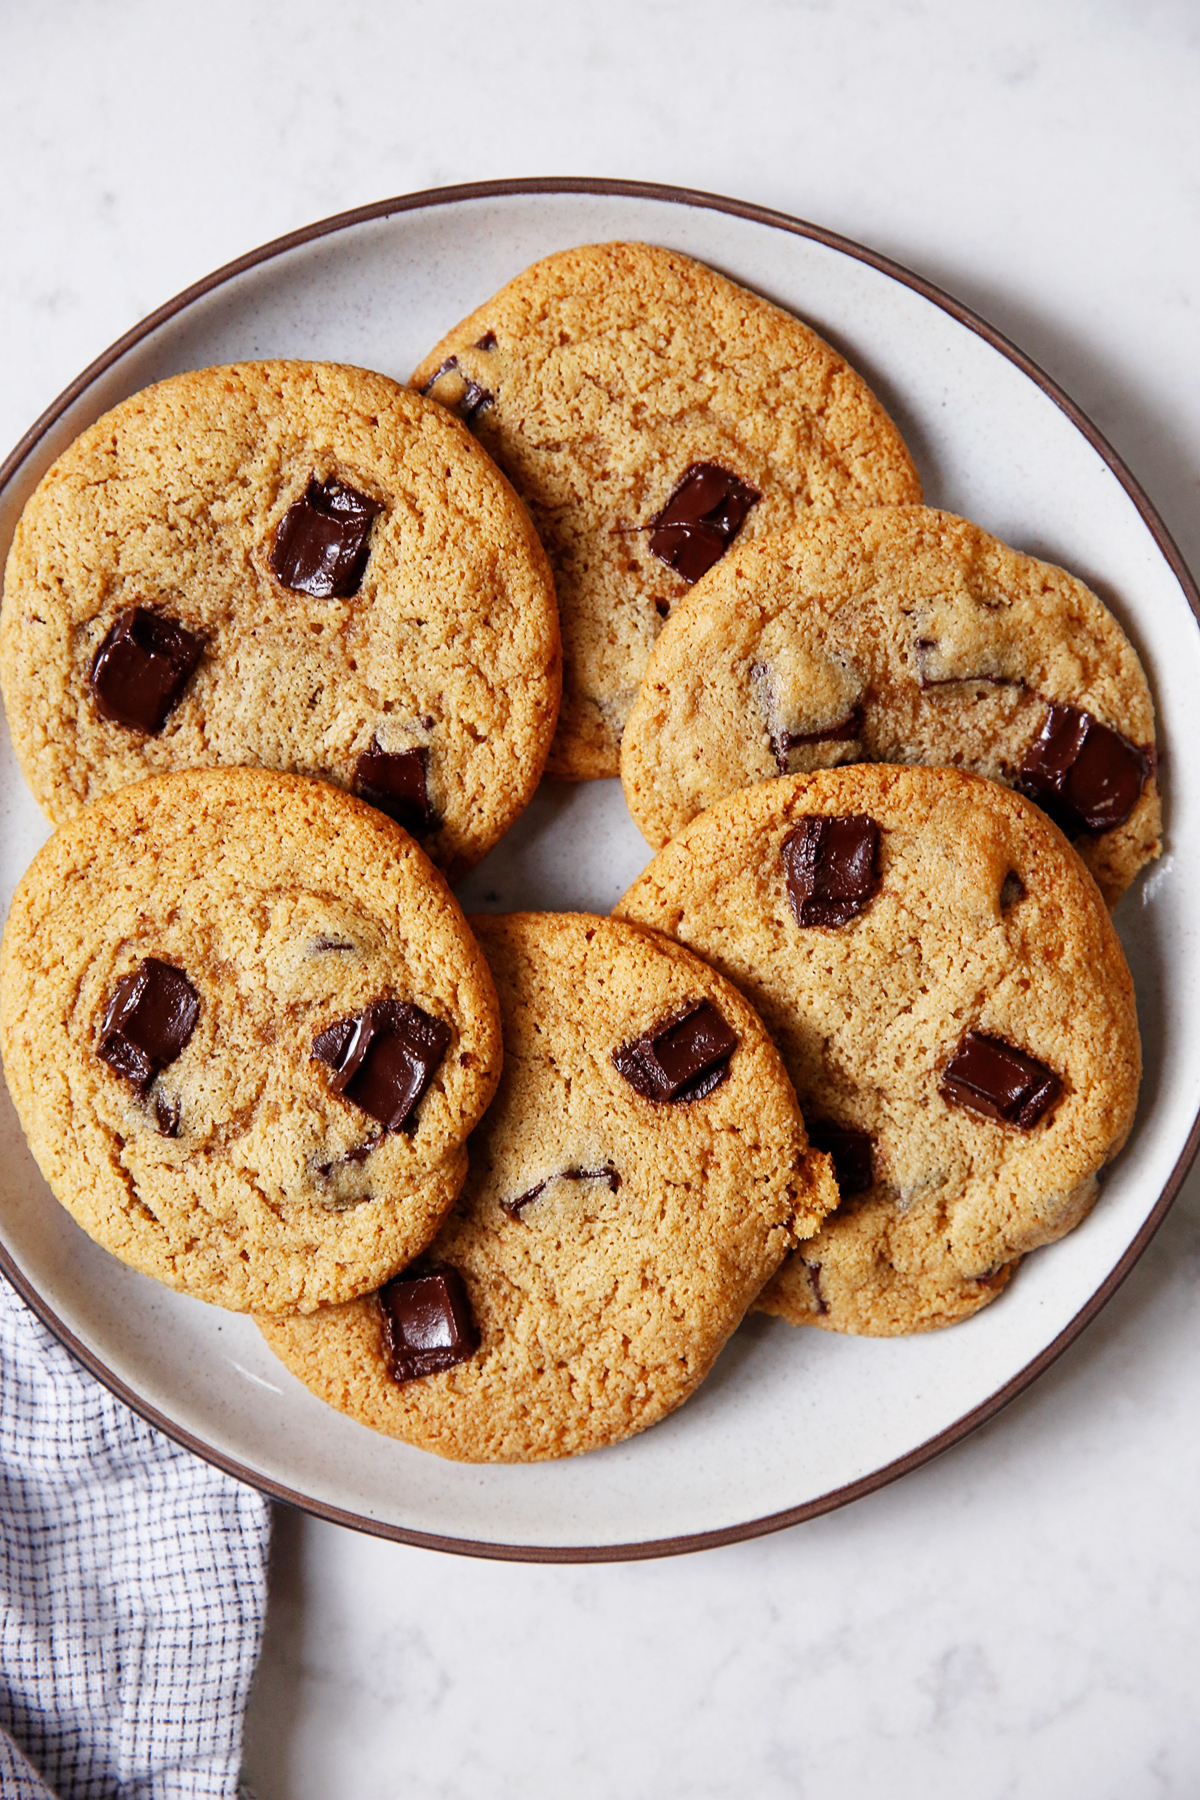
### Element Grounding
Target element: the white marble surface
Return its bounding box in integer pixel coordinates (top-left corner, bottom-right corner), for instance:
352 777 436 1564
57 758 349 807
4 2 1200 1793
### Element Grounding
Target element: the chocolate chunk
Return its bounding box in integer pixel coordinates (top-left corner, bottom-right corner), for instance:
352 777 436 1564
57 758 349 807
97 959 200 1094
648 464 760 584
457 379 493 423
473 331 497 351
310 937 356 954
751 663 864 772
315 1138 378 1178
312 1001 450 1133
420 357 458 394
807 1261 829 1316
783 815 880 928
772 707 864 774
354 742 434 835
379 1266 479 1383
154 1094 181 1139
915 638 1023 692
342 1139 377 1165
89 608 204 734
269 477 383 599
782 708 864 748
418 356 494 424
1019 701 1150 835
613 1000 738 1104
939 1031 1062 1130
503 1163 621 1219
806 1120 873 1198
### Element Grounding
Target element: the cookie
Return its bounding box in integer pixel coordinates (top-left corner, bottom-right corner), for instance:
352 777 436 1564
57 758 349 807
620 508 1160 905
615 766 1140 1335
258 911 838 1461
410 242 922 780
0 361 560 878
0 769 503 1313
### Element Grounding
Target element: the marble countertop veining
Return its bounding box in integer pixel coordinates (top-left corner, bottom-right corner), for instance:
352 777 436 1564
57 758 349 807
4 3 1200 1795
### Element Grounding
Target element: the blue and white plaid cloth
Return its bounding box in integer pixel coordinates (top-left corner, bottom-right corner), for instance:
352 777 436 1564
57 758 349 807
0 1276 271 1799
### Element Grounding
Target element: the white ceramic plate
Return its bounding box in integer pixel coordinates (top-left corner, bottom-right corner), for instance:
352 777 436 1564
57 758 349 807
2 180 1197 1561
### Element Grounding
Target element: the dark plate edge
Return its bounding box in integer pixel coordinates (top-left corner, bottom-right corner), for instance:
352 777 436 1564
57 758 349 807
2 173 1198 1562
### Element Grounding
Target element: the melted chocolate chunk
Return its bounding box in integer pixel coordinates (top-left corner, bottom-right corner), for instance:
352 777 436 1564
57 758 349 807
772 707 864 773
379 1266 479 1382
806 1120 873 1198
312 1001 450 1133
503 1163 621 1219
97 959 200 1094
90 608 204 734
807 1261 829 1316
311 1017 355 1067
419 356 494 423
648 464 760 584
613 1000 738 1104
354 742 434 835
269 477 383 599
783 815 880 928
939 1031 1062 1130
1019 702 1150 835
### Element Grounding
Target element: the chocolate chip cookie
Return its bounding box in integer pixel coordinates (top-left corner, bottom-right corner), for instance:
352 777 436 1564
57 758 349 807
0 769 502 1313
615 765 1140 1335
410 243 922 781
0 361 560 878
258 910 838 1460
620 508 1160 904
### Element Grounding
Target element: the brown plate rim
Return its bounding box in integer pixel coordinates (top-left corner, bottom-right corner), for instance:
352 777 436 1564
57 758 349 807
2 174 1198 1562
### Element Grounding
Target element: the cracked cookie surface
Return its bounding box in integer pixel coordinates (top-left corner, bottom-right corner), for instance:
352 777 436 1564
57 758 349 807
0 769 502 1312
620 508 1159 905
0 361 560 878
258 910 837 1460
410 242 921 780
615 766 1140 1335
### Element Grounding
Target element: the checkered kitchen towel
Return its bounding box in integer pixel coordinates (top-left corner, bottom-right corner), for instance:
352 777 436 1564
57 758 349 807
0 1275 271 1799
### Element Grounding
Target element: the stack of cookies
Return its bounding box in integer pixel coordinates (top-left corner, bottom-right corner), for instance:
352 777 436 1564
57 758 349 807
0 242 1153 1463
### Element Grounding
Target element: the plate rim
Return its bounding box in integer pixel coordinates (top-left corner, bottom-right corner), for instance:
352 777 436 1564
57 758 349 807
2 173 1198 1563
